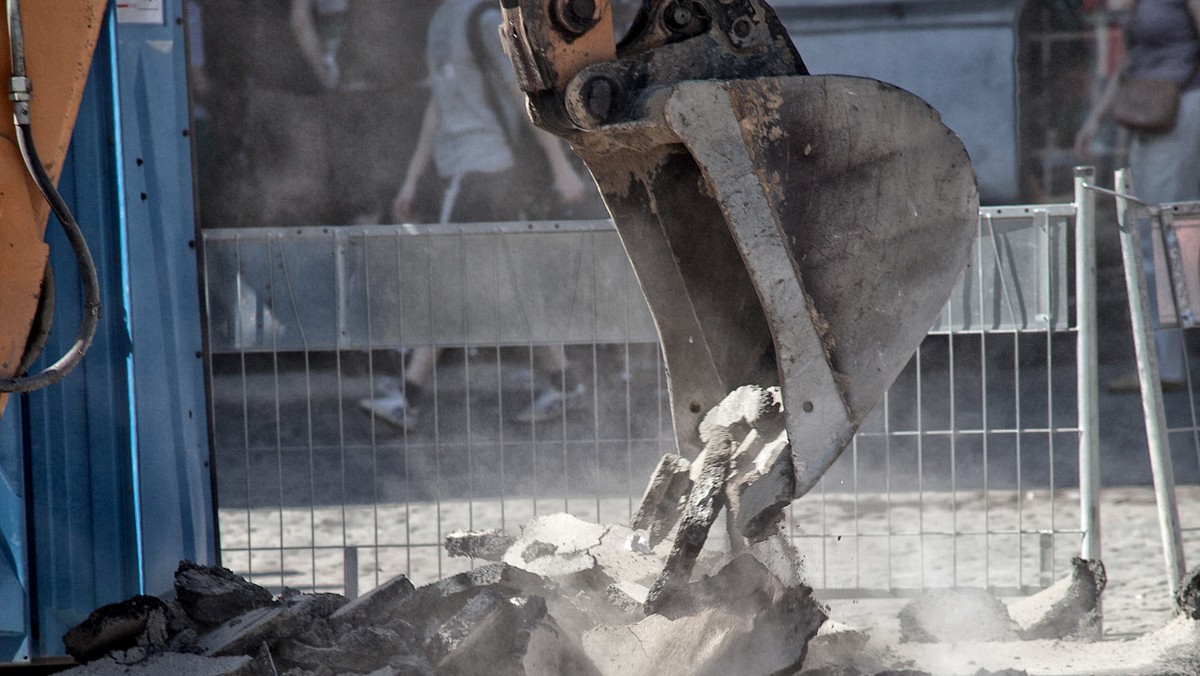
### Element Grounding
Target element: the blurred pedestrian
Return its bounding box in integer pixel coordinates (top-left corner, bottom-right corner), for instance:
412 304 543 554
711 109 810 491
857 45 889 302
1075 0 1200 391
359 0 595 430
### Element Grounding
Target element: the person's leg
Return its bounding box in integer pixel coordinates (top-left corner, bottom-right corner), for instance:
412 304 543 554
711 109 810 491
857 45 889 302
534 345 579 390
404 346 439 396
360 347 438 429
514 345 586 423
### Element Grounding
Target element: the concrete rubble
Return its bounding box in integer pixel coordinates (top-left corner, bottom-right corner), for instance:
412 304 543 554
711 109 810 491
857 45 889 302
63 595 170 663
176 560 276 626
1175 564 1200 620
62 385 1185 676
1009 557 1106 640
60 516 827 676
899 587 1022 643
443 529 517 562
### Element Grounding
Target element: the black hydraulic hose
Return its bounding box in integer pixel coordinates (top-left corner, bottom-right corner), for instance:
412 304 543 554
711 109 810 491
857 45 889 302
0 0 101 393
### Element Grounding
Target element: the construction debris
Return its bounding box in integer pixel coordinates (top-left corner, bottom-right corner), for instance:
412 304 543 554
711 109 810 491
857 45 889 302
59 385 1150 676
630 453 692 548
1009 557 1106 640
62 595 170 663
444 529 517 562
61 489 829 676
898 587 1021 643
584 554 826 676
175 560 275 626
1176 564 1200 620
644 429 735 615
796 620 887 675
58 652 255 676
330 574 416 627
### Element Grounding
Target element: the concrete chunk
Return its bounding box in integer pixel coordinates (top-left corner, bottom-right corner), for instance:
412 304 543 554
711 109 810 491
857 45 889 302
426 590 600 676
444 529 517 561
59 652 255 675
605 582 648 613
276 626 426 674
697 385 781 444
1010 557 1106 640
63 595 170 663
584 563 825 676
631 454 692 548
196 593 347 657
329 574 415 627
728 426 794 542
426 589 523 674
389 562 552 638
175 561 275 627
521 609 603 676
1176 564 1200 620
899 588 1021 643
503 514 609 581
644 432 733 615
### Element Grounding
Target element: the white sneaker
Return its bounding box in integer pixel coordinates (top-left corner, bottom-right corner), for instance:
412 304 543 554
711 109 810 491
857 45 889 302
359 391 418 430
514 384 587 423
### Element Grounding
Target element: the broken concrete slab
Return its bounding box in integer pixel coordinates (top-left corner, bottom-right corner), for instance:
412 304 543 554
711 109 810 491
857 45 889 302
631 453 692 548
697 385 782 445
899 587 1021 643
329 574 415 627
605 582 648 614
585 593 824 676
502 513 608 579
425 590 600 676
59 652 255 675
444 529 517 562
135 605 170 652
426 588 524 674
1010 557 1106 640
798 620 890 675
746 525 807 589
196 592 347 657
728 427 794 542
644 431 734 615
385 562 557 642
276 625 428 675
419 561 552 603
175 561 275 627
63 595 170 663
500 513 664 594
521 605 604 676
587 553 826 675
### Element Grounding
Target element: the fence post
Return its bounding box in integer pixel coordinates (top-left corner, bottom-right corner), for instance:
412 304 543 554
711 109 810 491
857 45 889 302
1113 168 1187 599
1074 167 1101 563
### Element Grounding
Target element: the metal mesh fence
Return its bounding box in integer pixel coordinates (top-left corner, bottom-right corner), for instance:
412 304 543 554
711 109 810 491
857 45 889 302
202 203 1095 599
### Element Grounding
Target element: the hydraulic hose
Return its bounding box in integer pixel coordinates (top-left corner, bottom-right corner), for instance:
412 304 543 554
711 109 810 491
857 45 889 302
0 0 101 393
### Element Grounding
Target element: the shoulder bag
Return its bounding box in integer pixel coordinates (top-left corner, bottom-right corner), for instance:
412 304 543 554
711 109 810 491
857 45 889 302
1113 60 1200 134
1112 75 1181 133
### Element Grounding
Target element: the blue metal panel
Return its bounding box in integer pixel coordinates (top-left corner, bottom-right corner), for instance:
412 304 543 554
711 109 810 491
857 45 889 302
0 398 31 663
111 0 215 597
23 9 140 657
5 1 214 661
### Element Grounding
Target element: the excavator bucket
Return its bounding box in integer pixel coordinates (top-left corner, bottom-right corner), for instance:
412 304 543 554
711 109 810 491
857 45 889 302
499 0 978 499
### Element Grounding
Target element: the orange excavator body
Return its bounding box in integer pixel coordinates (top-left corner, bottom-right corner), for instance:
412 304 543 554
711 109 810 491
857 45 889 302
0 1 106 416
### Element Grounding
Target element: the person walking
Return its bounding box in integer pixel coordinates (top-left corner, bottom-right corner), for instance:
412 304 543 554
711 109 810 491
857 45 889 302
359 0 592 430
1076 0 1200 392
